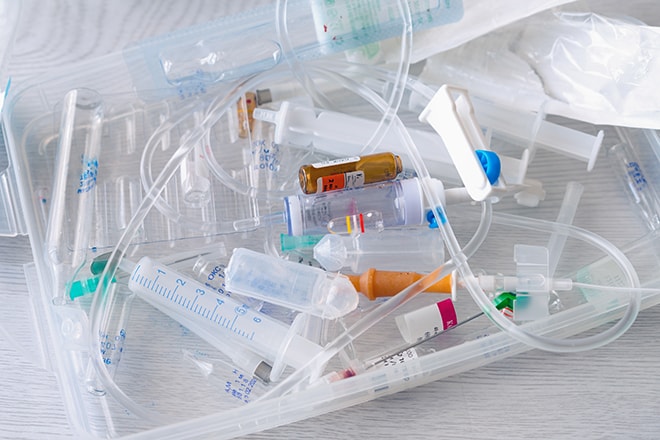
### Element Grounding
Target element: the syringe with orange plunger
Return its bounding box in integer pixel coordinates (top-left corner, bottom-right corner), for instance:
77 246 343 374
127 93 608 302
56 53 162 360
345 268 455 300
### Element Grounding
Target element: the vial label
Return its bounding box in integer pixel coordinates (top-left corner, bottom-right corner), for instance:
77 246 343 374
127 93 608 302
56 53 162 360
318 171 365 192
311 156 360 169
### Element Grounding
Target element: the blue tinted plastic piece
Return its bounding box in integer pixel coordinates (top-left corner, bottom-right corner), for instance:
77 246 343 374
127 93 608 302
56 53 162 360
426 208 446 229
475 150 501 184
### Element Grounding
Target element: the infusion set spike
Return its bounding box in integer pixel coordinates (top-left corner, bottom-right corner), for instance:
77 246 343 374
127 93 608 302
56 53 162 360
326 210 384 235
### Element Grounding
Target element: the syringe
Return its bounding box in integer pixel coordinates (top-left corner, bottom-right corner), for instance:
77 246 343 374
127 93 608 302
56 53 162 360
325 294 517 381
124 256 324 380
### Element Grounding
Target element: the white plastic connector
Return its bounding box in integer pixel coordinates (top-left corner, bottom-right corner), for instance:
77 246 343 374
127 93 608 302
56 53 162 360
514 244 550 321
253 101 316 146
419 85 493 201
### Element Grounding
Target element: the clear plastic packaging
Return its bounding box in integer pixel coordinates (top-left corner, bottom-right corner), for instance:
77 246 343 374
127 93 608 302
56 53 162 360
422 10 660 128
1 1 660 439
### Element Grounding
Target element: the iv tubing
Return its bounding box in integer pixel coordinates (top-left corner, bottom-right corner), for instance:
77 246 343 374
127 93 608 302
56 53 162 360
259 199 493 400
481 212 641 351
383 78 642 353
141 0 413 211
90 0 415 420
89 74 273 423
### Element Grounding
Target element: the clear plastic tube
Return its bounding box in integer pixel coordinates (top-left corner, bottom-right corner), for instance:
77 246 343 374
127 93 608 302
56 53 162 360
89 74 268 422
383 77 642 353
140 1 413 213
262 83 641 401
89 0 416 421
260 199 493 400
87 1 642 420
481 212 641 352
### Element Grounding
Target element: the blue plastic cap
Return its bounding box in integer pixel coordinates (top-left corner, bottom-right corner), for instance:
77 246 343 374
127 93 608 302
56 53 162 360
475 150 501 184
426 208 446 229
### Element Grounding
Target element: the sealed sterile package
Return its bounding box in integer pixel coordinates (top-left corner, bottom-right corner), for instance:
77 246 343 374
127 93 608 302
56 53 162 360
124 0 576 98
422 9 660 129
383 0 578 64
3 1 660 439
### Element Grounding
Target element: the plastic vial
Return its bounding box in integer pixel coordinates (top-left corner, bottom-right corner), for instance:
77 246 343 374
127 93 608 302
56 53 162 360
192 255 264 311
284 178 428 236
395 298 459 344
313 227 445 273
225 248 359 319
326 210 385 235
298 152 403 194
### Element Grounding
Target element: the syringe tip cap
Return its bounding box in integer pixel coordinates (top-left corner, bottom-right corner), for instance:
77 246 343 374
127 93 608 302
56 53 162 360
313 234 347 271
321 275 359 319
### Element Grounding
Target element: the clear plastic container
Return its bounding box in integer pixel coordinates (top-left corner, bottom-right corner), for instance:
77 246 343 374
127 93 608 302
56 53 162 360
1 1 660 439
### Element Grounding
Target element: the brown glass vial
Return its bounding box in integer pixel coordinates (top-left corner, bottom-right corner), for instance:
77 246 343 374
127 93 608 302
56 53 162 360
298 152 403 194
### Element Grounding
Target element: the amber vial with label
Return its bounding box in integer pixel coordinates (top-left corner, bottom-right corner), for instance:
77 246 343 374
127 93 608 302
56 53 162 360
298 152 403 194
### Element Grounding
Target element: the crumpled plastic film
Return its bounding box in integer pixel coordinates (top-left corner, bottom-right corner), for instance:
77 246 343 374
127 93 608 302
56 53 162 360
422 10 660 129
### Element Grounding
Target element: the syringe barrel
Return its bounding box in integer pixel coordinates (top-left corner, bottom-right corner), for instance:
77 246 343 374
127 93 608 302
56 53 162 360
284 178 424 236
128 257 322 369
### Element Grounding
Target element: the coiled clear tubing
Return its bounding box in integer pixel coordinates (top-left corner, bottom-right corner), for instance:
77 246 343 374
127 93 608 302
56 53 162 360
89 0 415 422
90 0 641 422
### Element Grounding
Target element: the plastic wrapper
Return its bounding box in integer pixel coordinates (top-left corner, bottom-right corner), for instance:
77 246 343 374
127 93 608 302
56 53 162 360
422 10 660 128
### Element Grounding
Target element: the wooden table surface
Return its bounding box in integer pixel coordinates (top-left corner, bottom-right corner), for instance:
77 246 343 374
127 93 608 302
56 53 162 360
1 1 659 439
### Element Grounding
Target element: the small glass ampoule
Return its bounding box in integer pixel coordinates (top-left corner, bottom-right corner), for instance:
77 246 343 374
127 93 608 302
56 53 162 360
237 92 257 139
326 210 384 235
298 152 403 194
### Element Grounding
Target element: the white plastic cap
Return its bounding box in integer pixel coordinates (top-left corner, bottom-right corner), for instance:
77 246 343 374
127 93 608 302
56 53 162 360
399 178 424 225
395 298 457 344
313 234 348 271
422 177 448 206
318 274 359 319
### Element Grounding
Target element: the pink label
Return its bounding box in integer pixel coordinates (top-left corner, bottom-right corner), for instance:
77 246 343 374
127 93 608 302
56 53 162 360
436 298 457 330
